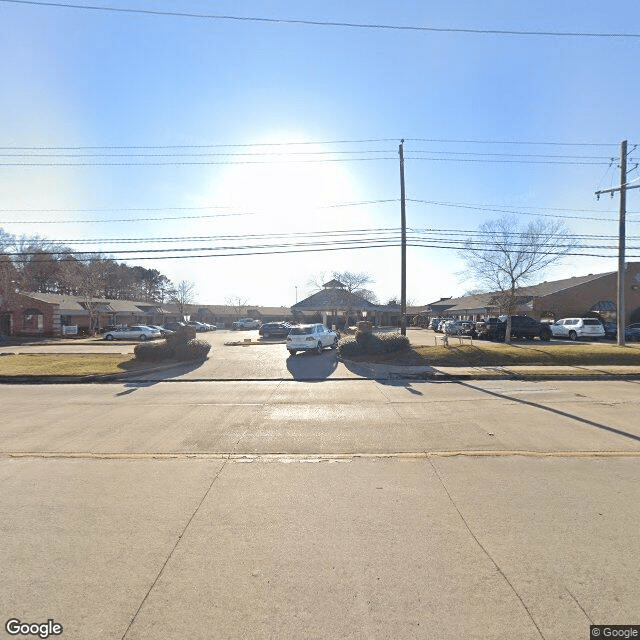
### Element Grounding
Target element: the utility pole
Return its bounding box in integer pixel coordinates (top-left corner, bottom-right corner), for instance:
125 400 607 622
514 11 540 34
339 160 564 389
595 140 639 346
399 140 407 336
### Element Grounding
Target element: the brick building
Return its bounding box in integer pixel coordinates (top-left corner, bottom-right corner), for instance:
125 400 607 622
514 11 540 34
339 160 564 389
422 263 640 324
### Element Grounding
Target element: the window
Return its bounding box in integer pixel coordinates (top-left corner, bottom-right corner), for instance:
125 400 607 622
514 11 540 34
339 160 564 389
23 308 44 332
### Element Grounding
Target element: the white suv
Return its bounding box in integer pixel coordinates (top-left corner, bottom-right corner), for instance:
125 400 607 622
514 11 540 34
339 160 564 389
286 324 338 355
549 318 605 341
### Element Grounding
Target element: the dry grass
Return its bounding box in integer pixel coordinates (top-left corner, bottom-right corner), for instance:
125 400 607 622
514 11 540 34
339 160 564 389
0 353 143 376
349 340 640 367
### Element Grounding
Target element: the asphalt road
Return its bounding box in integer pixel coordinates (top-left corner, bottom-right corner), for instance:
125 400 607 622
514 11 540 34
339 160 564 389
1 353 639 638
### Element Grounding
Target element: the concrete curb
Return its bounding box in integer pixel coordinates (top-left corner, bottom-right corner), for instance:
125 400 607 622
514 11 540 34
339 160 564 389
2 370 640 384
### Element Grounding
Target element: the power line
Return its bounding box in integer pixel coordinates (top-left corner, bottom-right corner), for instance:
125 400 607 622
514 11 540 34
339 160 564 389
18 227 639 245
4 0 640 39
0 157 398 167
0 138 623 151
407 199 640 222
0 199 399 224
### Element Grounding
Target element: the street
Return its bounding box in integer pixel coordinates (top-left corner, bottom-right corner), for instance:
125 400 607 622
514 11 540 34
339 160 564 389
1 374 639 640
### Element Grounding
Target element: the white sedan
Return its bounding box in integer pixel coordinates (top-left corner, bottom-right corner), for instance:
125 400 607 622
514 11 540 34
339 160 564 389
103 325 162 341
286 324 338 355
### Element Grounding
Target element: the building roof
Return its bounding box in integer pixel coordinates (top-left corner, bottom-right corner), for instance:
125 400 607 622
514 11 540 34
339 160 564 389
22 292 168 315
292 288 378 312
424 269 618 314
322 279 345 288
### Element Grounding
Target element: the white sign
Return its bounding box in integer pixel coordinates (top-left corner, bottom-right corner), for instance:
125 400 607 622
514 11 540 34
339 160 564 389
62 325 78 335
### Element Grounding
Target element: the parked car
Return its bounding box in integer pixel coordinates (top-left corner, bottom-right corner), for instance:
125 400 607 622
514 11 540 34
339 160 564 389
549 318 605 341
475 317 502 340
496 315 552 341
162 322 187 332
625 323 640 341
442 320 467 335
188 321 209 332
599 322 640 341
476 315 551 342
601 321 617 339
232 318 261 330
428 318 442 331
103 325 162 341
148 324 174 337
99 324 127 334
259 322 292 339
286 324 338 355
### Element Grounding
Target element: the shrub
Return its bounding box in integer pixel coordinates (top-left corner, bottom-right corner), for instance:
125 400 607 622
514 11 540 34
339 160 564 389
337 331 410 358
133 341 175 362
133 334 211 363
172 338 211 362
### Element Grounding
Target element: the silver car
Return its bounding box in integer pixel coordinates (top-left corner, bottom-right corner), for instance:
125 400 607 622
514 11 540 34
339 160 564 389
286 324 338 355
103 325 162 341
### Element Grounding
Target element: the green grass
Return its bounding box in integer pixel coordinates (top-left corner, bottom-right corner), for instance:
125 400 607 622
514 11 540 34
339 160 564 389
348 340 640 367
0 353 143 376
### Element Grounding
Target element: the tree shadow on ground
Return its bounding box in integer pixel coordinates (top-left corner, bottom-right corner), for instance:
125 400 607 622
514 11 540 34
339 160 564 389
340 357 434 381
114 358 209 395
285 349 338 381
458 380 640 443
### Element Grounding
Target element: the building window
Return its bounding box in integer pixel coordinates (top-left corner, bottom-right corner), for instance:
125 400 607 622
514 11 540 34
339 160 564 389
24 308 44 332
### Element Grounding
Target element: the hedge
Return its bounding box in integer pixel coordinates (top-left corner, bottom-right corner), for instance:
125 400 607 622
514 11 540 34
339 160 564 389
133 337 211 363
337 330 410 358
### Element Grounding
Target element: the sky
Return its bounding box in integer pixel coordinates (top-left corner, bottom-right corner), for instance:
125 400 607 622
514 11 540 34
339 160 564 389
1 0 640 307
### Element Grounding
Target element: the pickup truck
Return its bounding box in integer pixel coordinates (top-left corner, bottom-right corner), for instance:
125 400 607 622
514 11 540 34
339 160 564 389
232 318 261 330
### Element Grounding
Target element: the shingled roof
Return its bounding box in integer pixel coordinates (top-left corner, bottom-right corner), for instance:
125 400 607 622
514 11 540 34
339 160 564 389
425 270 616 314
291 288 379 312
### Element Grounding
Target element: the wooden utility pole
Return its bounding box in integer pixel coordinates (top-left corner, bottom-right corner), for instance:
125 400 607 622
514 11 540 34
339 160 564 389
617 140 627 346
595 140 639 346
399 140 407 336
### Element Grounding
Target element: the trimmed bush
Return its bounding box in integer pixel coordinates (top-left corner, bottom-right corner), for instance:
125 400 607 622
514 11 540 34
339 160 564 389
337 331 410 358
172 338 211 362
133 341 175 362
133 334 211 363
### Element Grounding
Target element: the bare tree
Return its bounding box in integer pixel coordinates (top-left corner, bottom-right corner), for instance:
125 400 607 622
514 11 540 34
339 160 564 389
306 270 378 303
459 216 574 343
0 231 19 328
169 281 196 320
224 296 249 320
63 255 108 333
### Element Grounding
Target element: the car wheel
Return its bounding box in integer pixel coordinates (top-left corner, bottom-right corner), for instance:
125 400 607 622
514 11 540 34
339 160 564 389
288 349 297 356
139 334 147 341
540 330 551 342
568 330 577 341
316 341 323 354
105 334 114 341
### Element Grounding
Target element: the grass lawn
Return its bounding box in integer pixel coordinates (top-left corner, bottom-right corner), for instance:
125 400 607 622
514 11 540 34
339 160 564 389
0 353 144 376
347 340 640 367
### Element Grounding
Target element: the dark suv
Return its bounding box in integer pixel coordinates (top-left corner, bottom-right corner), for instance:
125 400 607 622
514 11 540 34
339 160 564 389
259 322 292 339
497 315 552 341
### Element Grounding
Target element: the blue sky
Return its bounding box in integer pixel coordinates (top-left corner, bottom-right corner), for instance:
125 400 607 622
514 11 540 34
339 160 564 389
2 0 640 306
